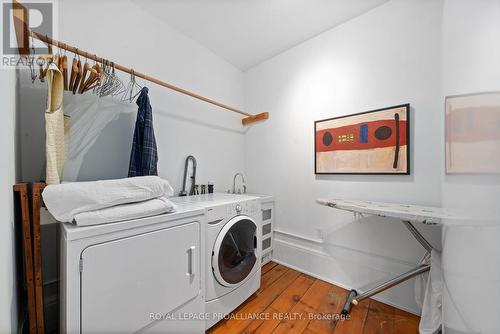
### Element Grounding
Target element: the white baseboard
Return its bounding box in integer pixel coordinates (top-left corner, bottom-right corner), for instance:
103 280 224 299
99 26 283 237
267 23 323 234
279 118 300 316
273 237 422 316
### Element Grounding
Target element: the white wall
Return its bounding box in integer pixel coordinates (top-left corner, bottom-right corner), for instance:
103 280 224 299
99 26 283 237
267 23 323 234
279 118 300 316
441 0 500 333
244 0 443 313
16 2 247 331
14 0 500 326
0 70 19 333
19 0 246 193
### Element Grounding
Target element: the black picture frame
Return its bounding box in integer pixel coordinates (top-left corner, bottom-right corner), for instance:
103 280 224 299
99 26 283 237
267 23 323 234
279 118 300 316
314 104 410 175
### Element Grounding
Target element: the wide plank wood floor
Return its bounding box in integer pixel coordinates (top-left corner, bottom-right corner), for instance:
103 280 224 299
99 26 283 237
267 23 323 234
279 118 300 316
207 261 420 334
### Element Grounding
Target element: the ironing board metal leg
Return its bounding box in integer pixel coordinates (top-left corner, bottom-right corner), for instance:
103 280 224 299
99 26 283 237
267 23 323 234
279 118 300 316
353 264 430 304
341 220 435 314
341 289 358 315
403 221 434 252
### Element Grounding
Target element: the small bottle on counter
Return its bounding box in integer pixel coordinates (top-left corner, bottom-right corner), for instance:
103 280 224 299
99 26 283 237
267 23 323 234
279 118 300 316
208 182 214 194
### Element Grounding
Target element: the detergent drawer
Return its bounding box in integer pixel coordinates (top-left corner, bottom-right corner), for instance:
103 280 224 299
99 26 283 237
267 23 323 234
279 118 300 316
80 222 200 333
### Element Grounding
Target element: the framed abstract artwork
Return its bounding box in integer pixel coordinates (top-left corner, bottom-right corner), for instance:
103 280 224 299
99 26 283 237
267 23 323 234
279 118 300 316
445 92 500 174
314 104 410 174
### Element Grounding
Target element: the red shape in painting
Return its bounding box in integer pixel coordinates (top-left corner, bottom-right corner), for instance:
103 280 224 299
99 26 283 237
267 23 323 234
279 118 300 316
316 119 407 152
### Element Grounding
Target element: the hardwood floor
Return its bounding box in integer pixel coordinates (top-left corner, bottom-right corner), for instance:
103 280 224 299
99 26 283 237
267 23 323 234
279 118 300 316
207 262 420 334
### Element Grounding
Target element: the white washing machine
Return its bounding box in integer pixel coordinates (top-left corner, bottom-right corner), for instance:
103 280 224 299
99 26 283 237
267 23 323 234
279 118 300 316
171 194 262 329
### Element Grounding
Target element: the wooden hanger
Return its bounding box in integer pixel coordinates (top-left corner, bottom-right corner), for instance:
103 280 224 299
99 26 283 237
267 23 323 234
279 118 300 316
97 63 104 83
37 57 45 82
78 61 91 94
80 68 98 93
30 37 53 84
57 54 63 80
80 60 105 93
61 54 68 90
68 57 78 91
40 54 53 81
82 68 100 93
92 62 104 84
72 58 82 94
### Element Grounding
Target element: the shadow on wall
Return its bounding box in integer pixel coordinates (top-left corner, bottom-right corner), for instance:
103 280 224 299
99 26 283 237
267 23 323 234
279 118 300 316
18 75 136 182
154 108 248 135
75 109 135 181
18 81 46 182
316 173 414 183
63 94 136 182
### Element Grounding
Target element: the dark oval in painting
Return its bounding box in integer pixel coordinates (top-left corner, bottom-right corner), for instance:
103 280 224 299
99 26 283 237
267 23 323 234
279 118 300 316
374 126 392 140
323 132 333 146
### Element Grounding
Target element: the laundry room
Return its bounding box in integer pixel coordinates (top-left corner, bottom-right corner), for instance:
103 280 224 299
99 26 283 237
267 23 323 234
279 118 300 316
1 0 500 333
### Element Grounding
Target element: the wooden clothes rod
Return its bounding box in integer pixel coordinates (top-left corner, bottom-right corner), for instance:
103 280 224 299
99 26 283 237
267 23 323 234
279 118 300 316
12 1 268 125
30 32 269 125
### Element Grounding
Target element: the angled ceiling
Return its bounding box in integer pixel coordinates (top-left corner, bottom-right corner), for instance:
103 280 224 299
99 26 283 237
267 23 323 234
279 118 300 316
133 0 390 71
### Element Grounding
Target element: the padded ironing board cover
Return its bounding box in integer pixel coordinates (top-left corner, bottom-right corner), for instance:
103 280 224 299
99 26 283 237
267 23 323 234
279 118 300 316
317 198 461 225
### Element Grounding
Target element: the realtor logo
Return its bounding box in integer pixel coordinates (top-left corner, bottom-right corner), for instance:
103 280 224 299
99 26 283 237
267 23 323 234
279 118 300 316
1 0 56 68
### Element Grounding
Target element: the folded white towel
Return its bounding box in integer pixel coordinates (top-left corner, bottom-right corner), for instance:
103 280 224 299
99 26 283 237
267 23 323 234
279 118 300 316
73 197 175 226
42 176 174 222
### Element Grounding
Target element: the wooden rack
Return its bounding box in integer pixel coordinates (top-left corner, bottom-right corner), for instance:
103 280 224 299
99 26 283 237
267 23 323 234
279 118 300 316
12 0 268 126
13 183 47 334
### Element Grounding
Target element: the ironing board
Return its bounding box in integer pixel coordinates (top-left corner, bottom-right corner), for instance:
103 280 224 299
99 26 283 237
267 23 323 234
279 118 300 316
317 198 444 315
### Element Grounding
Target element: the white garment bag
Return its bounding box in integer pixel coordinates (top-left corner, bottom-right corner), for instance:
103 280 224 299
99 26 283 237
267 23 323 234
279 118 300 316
416 250 442 334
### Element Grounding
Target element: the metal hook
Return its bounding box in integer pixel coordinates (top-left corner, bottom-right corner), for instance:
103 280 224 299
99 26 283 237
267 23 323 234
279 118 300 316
127 68 143 102
28 35 37 83
97 60 124 98
30 35 35 53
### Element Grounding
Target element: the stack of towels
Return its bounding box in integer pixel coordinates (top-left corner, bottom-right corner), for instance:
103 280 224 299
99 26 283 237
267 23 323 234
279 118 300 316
42 176 175 226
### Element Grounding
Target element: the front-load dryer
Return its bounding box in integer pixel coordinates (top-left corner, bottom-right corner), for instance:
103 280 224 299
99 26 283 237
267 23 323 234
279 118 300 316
60 203 207 333
171 194 262 329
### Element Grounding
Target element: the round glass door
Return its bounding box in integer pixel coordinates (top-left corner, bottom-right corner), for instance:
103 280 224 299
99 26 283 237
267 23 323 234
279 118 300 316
212 216 257 287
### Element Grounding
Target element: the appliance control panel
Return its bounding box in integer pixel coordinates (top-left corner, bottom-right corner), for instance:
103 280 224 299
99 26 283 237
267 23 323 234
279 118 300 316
226 200 260 216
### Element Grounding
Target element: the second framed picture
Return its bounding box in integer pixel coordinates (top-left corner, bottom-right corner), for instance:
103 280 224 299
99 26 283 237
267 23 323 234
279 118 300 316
315 104 410 174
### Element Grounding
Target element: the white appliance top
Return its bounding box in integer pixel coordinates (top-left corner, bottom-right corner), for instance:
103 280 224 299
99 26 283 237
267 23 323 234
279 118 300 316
62 194 269 241
170 193 260 207
246 193 274 202
62 202 204 240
